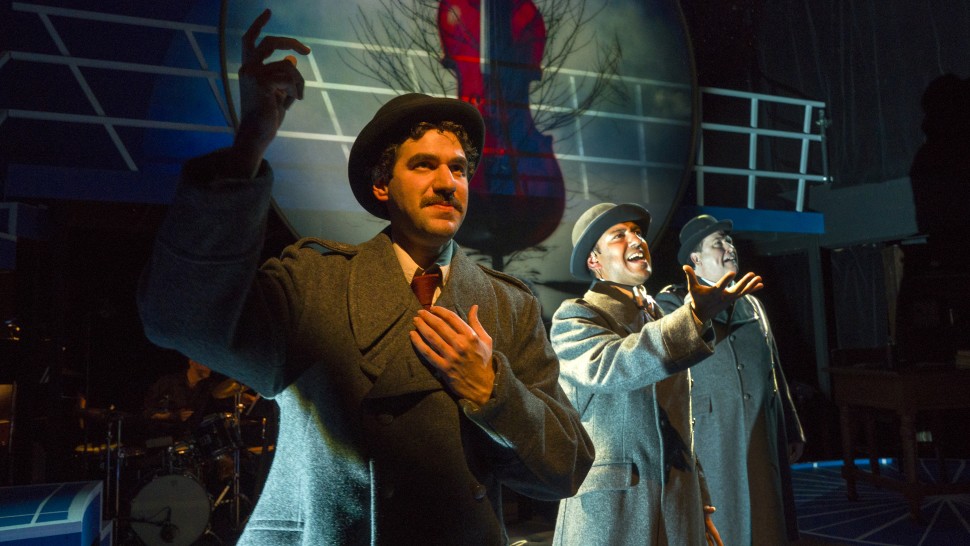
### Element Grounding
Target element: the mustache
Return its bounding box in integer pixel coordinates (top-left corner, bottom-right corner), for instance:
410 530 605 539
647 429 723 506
421 194 464 213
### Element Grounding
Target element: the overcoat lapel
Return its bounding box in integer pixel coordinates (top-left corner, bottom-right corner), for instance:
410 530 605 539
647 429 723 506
348 232 441 398
726 295 759 325
435 248 488 327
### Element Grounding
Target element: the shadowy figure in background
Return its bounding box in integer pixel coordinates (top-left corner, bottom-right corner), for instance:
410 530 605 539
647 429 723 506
143 358 215 432
909 73 970 271
898 74 970 365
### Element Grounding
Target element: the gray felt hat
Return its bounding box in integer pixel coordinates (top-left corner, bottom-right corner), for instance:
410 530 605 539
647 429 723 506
677 214 733 266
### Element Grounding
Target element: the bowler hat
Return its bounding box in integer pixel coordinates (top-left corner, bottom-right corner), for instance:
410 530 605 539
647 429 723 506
348 93 485 219
569 203 651 281
677 214 733 266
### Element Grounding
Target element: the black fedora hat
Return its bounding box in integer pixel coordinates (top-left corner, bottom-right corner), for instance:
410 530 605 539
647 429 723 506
677 214 733 266
348 93 485 219
569 203 651 281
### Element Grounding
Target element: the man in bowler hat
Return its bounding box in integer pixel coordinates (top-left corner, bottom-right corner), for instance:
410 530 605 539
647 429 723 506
656 214 805 545
550 203 762 545
138 10 592 545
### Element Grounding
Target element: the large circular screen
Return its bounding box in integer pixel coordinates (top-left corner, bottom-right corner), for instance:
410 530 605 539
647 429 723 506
221 0 696 307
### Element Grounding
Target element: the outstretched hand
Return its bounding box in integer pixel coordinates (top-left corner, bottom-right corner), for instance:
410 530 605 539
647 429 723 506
411 305 495 406
234 9 311 176
684 265 763 323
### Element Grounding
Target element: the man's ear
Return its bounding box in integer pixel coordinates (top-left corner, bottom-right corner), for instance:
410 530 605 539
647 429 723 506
690 252 701 267
372 180 389 203
586 251 602 273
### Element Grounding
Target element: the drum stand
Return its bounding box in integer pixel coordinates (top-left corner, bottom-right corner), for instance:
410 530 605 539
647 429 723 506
102 410 137 542
102 409 125 519
212 391 246 531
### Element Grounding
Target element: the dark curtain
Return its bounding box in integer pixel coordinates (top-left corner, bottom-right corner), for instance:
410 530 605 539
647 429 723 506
683 0 970 189
829 244 890 349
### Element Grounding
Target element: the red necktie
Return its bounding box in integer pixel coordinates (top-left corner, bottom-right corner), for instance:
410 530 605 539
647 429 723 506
410 268 441 310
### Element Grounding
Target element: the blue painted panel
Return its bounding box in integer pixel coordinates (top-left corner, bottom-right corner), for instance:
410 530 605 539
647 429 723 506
675 205 825 234
0 481 102 545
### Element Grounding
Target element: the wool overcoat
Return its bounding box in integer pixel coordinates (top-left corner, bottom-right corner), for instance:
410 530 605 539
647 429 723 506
138 152 594 545
656 286 805 546
549 282 715 546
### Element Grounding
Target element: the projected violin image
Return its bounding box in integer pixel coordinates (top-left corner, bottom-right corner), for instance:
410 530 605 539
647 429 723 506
222 0 695 302
436 0 564 261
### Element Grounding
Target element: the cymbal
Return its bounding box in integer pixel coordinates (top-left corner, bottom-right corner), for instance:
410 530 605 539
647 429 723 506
74 442 118 454
211 378 249 399
76 407 135 422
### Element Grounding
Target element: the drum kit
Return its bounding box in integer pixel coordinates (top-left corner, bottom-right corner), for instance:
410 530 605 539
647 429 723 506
76 378 274 546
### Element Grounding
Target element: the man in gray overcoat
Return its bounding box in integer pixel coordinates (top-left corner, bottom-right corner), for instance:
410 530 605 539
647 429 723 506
137 10 593 545
550 203 763 546
657 214 806 545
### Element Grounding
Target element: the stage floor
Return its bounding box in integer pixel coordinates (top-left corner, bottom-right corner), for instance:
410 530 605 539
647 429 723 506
506 458 970 546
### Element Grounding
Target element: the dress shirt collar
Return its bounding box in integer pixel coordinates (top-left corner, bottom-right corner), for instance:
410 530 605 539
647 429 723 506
392 238 454 287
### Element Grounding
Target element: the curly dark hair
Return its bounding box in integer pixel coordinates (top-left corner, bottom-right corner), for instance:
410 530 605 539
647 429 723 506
370 121 480 186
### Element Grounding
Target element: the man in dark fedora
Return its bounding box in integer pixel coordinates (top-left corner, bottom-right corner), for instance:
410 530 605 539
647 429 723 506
550 202 762 546
656 214 805 545
138 10 592 545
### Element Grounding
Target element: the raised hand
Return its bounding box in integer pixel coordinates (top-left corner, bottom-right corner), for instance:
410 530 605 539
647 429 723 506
234 9 311 176
411 305 495 406
684 264 763 323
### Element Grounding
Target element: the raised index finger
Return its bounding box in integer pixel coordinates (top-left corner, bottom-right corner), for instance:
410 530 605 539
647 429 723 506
242 9 273 61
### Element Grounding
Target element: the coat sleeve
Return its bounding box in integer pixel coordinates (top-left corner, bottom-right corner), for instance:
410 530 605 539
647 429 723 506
551 298 713 393
461 294 595 501
137 150 295 397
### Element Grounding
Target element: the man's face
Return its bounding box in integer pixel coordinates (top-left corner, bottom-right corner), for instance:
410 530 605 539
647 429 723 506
188 359 211 379
588 221 652 286
373 130 469 248
692 230 738 281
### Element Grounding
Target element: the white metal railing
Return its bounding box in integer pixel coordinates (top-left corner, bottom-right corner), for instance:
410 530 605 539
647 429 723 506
695 87 830 212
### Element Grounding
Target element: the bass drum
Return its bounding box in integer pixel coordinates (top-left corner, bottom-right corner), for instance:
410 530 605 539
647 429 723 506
129 473 211 546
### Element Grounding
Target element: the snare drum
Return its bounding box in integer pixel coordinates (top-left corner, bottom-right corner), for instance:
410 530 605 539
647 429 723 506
165 439 201 476
194 412 242 459
129 473 210 546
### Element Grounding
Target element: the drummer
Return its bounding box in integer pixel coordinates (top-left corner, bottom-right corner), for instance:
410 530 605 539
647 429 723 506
143 358 218 429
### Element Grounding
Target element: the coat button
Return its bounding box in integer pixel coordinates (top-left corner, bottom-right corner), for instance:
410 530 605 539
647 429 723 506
743 393 752 401
729 334 736 341
737 364 745 371
472 484 487 501
377 413 394 425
